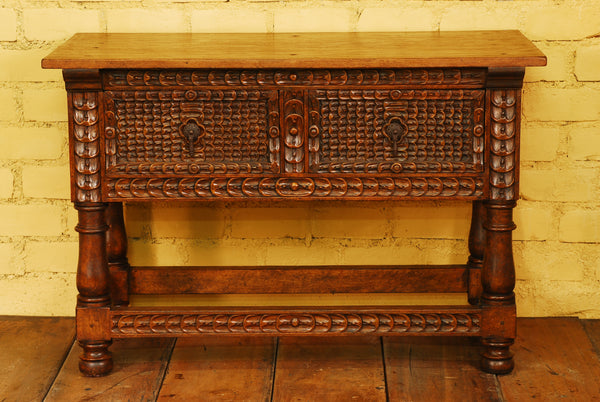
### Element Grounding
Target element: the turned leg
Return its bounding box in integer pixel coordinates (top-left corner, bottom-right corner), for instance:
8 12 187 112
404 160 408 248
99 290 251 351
106 202 130 307
480 200 517 374
75 202 113 376
467 200 485 305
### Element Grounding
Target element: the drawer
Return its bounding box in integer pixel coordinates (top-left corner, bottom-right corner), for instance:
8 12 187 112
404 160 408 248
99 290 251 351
308 89 485 174
101 76 486 200
104 89 280 176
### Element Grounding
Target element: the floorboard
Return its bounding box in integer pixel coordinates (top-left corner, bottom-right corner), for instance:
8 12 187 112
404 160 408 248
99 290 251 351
383 337 503 402
157 337 277 401
44 338 174 402
0 316 74 402
3 317 600 400
499 318 600 402
582 319 600 357
271 336 386 402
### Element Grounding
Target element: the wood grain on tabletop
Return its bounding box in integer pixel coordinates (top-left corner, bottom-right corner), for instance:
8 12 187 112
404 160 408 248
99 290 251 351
41 31 547 70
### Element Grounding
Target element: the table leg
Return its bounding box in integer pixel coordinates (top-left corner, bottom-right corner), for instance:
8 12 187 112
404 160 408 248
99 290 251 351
481 200 517 374
467 200 485 305
106 202 130 307
75 202 113 376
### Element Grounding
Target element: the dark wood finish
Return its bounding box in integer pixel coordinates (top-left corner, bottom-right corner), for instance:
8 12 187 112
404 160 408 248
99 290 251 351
383 337 502 401
103 67 488 89
43 32 546 376
110 306 482 337
74 202 113 377
272 337 387 401
499 318 600 401
0 317 74 400
129 265 469 294
46 338 173 401
467 201 485 305
477 66 523 374
106 202 130 306
107 176 485 201
480 201 517 374
157 337 276 401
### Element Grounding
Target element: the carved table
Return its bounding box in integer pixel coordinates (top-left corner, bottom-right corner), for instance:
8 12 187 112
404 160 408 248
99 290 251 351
42 31 546 376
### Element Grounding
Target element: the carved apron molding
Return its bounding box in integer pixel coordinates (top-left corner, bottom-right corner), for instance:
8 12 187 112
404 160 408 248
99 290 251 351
111 311 481 336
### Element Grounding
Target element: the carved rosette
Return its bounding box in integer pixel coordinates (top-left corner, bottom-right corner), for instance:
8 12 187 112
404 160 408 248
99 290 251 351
489 89 518 200
112 312 480 336
72 92 101 202
104 69 487 88
106 176 483 199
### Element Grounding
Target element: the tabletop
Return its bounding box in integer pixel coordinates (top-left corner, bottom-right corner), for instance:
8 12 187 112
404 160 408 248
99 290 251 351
42 31 546 70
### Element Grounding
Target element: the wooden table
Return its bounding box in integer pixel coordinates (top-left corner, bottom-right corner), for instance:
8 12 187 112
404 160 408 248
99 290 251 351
43 31 546 377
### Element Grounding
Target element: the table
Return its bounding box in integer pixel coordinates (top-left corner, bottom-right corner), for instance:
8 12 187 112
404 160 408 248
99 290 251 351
42 31 546 377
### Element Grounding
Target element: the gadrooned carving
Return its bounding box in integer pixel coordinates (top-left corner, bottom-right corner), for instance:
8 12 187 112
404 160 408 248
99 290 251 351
111 312 481 335
104 69 487 88
490 89 518 200
106 176 484 199
72 92 101 202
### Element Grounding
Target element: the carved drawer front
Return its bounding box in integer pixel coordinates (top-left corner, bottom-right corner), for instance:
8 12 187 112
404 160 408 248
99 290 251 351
104 89 280 176
308 89 485 175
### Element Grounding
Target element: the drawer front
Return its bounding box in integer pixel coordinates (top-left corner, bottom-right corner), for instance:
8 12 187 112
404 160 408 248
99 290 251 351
308 89 484 174
104 89 280 176
99 70 488 201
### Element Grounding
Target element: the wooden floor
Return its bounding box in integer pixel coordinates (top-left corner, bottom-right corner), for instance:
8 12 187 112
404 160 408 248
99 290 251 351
1 317 600 401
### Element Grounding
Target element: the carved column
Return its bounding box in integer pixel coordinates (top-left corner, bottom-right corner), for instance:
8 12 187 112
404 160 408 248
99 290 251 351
481 200 516 374
467 201 485 305
76 202 112 376
106 202 130 307
66 70 113 376
480 68 523 374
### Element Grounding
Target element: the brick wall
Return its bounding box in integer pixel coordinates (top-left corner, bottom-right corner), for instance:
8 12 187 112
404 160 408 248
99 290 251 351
0 0 599 317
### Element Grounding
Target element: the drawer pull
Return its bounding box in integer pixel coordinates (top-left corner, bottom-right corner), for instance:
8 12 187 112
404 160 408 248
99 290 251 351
179 118 205 157
383 117 408 157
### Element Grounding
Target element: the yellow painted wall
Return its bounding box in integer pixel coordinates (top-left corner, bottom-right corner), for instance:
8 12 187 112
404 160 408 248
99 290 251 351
0 0 599 317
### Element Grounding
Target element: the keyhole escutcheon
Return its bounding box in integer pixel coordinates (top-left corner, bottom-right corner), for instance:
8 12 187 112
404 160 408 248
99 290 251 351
383 117 408 157
179 119 205 157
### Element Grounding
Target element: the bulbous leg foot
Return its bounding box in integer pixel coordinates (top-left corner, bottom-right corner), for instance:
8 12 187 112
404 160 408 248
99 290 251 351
79 340 113 377
481 338 514 375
